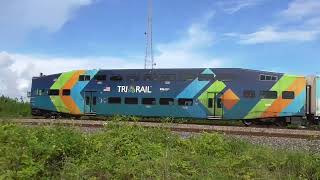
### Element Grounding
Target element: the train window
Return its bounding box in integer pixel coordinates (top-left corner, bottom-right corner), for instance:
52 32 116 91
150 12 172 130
178 99 193 106
260 91 277 99
282 91 295 99
266 75 272 81
79 75 91 81
48 89 59 96
108 97 121 104
243 90 256 98
142 98 156 105
159 74 176 81
125 97 138 104
110 75 123 81
208 98 213 108
62 89 71 96
86 96 90 105
260 74 278 81
95 75 107 81
127 75 139 82
182 74 195 81
143 74 153 81
217 98 222 108
260 75 266 81
36 89 47 96
159 98 174 105
198 74 214 81
93 96 97 105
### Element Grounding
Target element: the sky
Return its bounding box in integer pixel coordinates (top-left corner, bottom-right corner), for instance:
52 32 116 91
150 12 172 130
0 0 320 98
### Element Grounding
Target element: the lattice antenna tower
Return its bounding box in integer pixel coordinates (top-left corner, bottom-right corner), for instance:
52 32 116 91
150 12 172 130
144 0 155 69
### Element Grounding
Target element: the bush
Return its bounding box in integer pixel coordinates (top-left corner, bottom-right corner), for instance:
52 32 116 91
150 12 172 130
0 122 319 179
0 96 31 118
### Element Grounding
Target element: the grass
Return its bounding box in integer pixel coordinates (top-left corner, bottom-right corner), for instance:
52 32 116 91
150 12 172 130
0 96 31 118
0 120 319 179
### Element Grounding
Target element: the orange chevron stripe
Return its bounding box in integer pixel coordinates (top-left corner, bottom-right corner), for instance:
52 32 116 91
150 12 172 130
262 77 306 118
61 70 85 115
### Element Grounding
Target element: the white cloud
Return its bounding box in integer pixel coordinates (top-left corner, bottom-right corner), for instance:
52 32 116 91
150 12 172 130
281 0 320 19
237 26 320 44
227 0 320 44
0 11 228 98
217 0 265 14
155 11 226 68
0 0 94 41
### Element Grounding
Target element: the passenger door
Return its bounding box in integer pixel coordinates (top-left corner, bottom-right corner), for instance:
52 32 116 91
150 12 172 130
84 91 97 114
207 92 223 117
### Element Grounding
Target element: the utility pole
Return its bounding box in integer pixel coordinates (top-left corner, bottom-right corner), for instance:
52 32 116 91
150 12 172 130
144 0 155 69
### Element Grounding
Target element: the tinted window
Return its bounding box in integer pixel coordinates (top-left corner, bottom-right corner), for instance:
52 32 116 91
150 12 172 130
198 74 214 81
108 97 121 104
243 90 256 98
159 74 176 81
48 89 59 96
282 91 295 99
178 99 193 106
79 75 90 81
62 89 71 96
127 75 139 82
86 96 90 105
125 97 138 104
182 74 195 81
142 98 156 105
272 76 278 81
260 75 266 81
95 75 107 81
260 91 278 99
93 96 97 105
110 75 123 81
159 98 174 105
143 74 153 81
266 75 272 81
208 98 213 108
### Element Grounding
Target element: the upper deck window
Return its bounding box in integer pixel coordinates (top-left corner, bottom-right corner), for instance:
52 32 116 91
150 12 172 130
198 74 214 81
182 74 196 81
260 74 278 81
127 75 139 82
95 75 107 81
159 74 176 81
110 75 123 81
79 75 91 81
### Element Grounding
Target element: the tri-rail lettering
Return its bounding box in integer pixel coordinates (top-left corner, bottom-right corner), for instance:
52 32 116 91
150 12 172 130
117 86 152 94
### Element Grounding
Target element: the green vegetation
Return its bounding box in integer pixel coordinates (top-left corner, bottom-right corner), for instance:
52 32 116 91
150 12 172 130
1 120 319 179
0 96 31 118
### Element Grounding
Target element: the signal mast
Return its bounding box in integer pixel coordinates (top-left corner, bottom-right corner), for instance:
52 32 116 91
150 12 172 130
144 0 155 70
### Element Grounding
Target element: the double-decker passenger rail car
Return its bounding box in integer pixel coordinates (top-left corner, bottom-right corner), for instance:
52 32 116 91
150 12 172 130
30 68 319 125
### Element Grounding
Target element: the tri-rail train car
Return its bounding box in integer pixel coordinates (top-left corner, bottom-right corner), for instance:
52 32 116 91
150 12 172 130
30 68 320 124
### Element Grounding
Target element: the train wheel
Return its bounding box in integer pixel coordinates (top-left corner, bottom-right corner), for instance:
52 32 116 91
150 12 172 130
242 120 253 126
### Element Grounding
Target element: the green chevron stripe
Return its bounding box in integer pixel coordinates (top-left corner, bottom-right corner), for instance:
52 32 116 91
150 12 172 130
244 75 297 119
50 71 76 113
51 71 76 89
198 80 226 114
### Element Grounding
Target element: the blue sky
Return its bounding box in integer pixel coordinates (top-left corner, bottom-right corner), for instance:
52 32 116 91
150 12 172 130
0 0 320 97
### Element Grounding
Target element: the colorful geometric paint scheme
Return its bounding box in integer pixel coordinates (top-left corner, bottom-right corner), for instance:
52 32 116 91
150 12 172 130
30 68 308 120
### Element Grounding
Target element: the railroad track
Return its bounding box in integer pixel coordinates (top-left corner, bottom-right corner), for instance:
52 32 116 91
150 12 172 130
3 119 320 139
